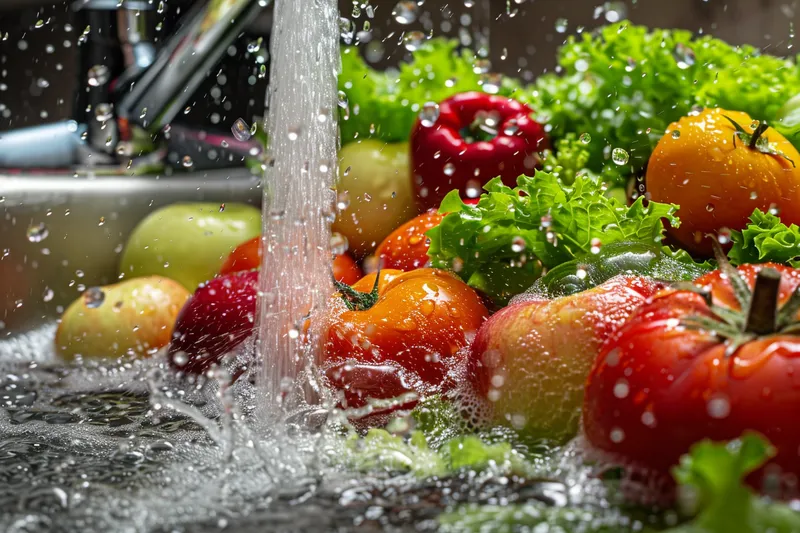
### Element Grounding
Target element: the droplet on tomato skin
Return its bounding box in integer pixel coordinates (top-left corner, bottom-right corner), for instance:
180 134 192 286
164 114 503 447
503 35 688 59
707 394 731 419
613 379 630 399
610 427 626 443
605 348 621 367
641 411 657 428
394 317 418 332
419 300 436 316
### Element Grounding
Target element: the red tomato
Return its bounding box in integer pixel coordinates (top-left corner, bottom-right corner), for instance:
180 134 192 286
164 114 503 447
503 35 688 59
584 262 800 495
322 268 489 415
375 211 444 271
219 236 362 284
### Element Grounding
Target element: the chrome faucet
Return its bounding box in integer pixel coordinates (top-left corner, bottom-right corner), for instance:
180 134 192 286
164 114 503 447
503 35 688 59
0 0 268 171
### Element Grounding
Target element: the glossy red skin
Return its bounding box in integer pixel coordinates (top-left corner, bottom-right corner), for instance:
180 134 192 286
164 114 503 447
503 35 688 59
411 92 549 212
168 270 258 373
219 236 362 285
323 268 489 411
375 211 444 271
584 263 800 489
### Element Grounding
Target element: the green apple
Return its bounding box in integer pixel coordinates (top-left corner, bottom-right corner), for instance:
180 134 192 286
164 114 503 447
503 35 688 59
120 202 261 290
332 140 418 258
55 276 190 360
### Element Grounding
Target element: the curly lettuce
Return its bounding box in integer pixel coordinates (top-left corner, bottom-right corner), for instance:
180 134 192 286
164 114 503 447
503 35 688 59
728 209 800 267
338 39 516 145
426 171 679 305
524 23 800 185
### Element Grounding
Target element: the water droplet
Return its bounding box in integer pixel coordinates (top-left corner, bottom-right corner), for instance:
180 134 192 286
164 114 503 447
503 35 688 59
707 394 731 419
613 379 629 399
219 203 225 213
750 120 761 130
590 238 602 254
511 237 525 253
671 130 681 139
554 18 568 33
579 132 591 144
336 191 351 211
402 31 426 52
769 203 781 216
87 65 109 87
392 1 419 24
42 288 54 302
465 180 482 198
443 163 456 177
230 118 251 141
611 147 629 165
717 228 731 245
95 103 113 122
705 203 715 212
280 121 303 144
503 119 519 136
473 58 491 75
331 232 349 255
182 156 193 168
26 222 49 243
83 287 105 309
673 43 696 69
750 191 759 201
609 427 625 443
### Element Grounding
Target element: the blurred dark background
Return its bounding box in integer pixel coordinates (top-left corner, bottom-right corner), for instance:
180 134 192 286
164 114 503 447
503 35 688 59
0 0 797 133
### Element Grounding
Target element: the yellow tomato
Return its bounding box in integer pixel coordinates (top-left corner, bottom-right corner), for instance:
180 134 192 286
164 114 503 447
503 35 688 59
646 108 800 256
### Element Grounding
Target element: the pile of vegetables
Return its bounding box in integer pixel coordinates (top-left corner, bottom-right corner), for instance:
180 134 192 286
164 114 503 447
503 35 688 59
53 21 800 532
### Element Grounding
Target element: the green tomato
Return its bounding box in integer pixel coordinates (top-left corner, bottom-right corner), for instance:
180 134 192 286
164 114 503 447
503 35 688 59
120 202 261 290
332 140 417 258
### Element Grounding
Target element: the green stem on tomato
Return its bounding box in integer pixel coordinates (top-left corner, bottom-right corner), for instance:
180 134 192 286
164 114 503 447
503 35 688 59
334 270 381 311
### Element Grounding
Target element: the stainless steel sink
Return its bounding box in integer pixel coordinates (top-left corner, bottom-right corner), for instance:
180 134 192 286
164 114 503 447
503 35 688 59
0 171 263 336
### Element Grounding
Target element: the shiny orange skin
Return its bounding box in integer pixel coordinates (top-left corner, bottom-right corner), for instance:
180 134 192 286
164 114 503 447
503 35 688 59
646 108 800 256
219 236 362 285
375 211 444 271
323 268 489 408
584 263 800 493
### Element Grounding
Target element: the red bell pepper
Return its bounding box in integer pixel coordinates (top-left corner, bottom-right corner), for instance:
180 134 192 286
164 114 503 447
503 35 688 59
410 92 549 212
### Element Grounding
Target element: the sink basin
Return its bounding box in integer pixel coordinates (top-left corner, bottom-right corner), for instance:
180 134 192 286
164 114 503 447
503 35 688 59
0 171 262 336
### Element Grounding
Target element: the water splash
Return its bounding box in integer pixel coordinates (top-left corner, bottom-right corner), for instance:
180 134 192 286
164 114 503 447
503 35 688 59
257 0 340 417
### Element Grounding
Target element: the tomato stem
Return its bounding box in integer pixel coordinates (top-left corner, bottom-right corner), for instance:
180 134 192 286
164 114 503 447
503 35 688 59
334 270 381 312
744 268 781 335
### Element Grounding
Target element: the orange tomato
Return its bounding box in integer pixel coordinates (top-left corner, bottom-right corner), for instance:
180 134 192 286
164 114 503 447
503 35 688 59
323 268 489 409
646 108 800 256
219 236 362 284
375 210 444 271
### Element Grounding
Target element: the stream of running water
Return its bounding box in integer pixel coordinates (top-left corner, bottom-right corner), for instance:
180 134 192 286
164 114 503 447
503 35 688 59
256 0 340 418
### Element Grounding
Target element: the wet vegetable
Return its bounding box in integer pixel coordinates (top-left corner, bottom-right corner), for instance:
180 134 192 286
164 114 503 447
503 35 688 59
427 170 679 306
168 270 258 374
338 39 518 145
439 433 800 533
331 140 417 257
531 241 711 299
410 92 548 211
375 210 444 271
468 276 663 441
323 269 489 418
120 202 261 291
646 108 800 256
56 276 190 360
526 22 800 185
584 250 800 490
729 209 800 268
219 236 362 285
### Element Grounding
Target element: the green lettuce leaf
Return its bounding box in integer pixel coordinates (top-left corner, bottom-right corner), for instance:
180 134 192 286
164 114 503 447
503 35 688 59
728 209 800 267
523 22 800 185
664 433 800 533
338 39 516 145
426 171 679 305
